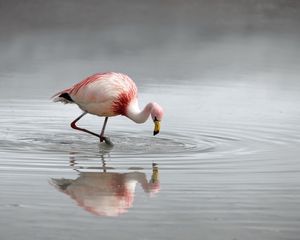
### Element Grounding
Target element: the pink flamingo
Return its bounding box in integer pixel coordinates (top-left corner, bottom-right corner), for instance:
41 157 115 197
52 72 164 144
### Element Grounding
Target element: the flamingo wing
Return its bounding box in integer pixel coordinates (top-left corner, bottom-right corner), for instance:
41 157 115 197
53 72 137 117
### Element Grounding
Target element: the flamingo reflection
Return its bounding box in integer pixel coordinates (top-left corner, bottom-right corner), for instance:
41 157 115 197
50 157 159 217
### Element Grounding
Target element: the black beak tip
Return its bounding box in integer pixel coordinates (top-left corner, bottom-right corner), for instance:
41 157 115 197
153 130 159 136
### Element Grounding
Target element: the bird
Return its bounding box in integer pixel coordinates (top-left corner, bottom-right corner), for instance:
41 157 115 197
52 72 164 144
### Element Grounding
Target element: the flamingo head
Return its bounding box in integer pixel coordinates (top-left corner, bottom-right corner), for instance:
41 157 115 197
151 102 164 136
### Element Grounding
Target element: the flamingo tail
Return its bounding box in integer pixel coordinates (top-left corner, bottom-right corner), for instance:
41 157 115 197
51 88 74 104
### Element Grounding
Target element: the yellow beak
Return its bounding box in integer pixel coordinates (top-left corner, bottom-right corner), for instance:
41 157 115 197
153 120 161 136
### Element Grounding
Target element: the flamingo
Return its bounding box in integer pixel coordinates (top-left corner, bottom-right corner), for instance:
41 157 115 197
52 72 164 144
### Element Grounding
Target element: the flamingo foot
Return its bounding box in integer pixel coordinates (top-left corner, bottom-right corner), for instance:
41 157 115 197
100 136 114 146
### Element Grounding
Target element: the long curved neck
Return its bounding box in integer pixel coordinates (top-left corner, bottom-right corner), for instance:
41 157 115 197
126 100 153 124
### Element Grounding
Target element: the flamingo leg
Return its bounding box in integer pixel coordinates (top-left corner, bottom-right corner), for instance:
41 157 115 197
99 117 114 145
70 112 101 138
100 117 108 140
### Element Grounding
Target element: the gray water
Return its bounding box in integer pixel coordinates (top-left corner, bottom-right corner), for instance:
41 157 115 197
1 1 300 240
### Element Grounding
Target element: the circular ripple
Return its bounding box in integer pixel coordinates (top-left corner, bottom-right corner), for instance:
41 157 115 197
1 125 296 157
1 111 300 174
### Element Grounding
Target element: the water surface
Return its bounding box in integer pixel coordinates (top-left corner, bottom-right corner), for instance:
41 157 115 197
1 1 300 239
1 79 300 240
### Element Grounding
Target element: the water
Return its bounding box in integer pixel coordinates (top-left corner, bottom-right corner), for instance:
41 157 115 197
1 80 300 240
1 1 300 239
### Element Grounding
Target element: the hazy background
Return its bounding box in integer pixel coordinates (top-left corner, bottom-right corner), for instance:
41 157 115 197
1 2 300 240
0 0 300 98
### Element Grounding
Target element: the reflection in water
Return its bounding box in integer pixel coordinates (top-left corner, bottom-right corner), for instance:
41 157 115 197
50 155 159 217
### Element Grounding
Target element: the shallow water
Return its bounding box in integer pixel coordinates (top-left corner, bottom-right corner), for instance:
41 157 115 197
1 1 300 239
1 79 300 240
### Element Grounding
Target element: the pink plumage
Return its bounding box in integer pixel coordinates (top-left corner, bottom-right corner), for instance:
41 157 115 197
53 72 137 117
52 71 164 143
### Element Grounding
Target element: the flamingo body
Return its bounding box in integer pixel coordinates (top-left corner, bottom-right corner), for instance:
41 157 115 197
54 72 137 117
52 72 163 142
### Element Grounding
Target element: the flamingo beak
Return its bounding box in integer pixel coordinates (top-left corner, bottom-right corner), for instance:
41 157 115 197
153 120 160 136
